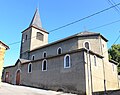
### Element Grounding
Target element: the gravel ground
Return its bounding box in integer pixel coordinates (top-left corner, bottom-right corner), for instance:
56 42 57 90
0 82 76 95
1 82 120 95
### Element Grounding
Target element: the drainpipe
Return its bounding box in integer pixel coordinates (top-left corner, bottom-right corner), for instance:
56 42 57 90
86 50 93 95
88 50 93 95
99 37 106 95
86 51 90 95
102 59 106 95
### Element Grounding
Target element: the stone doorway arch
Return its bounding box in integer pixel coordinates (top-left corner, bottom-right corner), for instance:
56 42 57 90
5 72 9 83
16 69 21 85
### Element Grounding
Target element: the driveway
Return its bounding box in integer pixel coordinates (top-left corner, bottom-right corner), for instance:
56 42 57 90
0 82 76 95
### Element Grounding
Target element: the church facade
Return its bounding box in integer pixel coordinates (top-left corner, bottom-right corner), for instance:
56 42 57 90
2 9 119 95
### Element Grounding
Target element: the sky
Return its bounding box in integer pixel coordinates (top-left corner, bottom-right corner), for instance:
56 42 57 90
0 0 120 67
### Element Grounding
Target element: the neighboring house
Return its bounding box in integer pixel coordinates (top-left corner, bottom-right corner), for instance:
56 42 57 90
0 41 9 86
2 9 119 95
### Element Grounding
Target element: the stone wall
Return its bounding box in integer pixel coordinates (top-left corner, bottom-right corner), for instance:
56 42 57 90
0 42 8 86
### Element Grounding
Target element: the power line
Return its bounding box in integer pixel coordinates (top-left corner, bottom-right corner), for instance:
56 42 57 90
88 19 120 31
103 31 120 54
8 19 120 46
112 31 120 45
110 0 120 10
106 0 120 15
9 41 21 46
49 2 120 33
8 2 120 46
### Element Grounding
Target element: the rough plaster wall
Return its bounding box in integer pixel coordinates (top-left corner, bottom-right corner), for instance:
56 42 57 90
21 28 31 53
30 28 48 51
0 45 6 86
78 36 101 55
3 62 22 84
84 52 105 95
21 51 86 94
29 38 78 60
100 38 119 90
105 62 119 90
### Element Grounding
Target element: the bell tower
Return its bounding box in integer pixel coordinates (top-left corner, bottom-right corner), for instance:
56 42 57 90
20 9 49 59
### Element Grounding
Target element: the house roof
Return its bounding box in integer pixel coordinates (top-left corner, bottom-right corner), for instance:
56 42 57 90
29 8 42 28
19 58 30 63
0 41 9 50
109 59 118 65
76 31 108 42
30 31 108 52
4 58 30 68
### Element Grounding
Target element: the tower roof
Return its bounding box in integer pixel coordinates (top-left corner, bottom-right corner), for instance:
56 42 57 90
29 8 42 28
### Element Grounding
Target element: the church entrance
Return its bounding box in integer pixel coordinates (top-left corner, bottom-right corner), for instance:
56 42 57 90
16 70 21 85
5 72 9 83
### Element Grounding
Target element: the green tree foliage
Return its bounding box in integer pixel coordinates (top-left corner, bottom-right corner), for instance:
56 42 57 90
108 44 120 74
108 44 120 64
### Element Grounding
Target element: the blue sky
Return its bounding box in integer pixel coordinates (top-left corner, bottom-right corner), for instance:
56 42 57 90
0 0 120 66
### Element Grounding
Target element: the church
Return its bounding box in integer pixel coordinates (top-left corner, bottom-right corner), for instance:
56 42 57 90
2 9 119 95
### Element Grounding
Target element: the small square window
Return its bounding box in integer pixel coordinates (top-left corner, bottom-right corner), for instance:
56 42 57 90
31 55 35 60
57 47 62 55
36 32 44 41
43 51 47 58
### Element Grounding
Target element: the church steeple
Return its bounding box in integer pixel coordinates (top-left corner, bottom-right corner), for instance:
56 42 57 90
29 8 42 28
20 8 48 59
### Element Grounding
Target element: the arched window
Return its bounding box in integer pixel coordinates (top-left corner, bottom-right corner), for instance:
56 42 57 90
36 32 43 41
84 41 90 50
42 59 47 71
64 54 71 68
28 63 32 73
57 47 62 55
31 55 35 60
94 55 97 66
43 51 47 58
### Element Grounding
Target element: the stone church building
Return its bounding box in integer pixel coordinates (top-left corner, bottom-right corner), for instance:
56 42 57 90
2 9 119 95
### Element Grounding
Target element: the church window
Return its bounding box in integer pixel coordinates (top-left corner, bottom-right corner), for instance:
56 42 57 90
64 54 71 68
36 32 43 41
112 64 114 71
43 51 47 58
28 63 32 73
25 35 28 40
57 47 62 55
31 55 35 60
42 59 47 71
94 55 97 66
84 41 90 50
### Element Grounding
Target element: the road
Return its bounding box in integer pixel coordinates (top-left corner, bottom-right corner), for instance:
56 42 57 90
0 82 76 95
1 82 120 95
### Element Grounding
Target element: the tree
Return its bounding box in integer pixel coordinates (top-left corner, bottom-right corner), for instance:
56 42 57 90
108 44 120 74
108 44 120 63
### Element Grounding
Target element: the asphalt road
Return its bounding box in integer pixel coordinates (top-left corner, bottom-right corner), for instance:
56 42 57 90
0 82 76 95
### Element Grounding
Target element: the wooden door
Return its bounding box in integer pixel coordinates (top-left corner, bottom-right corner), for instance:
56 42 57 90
16 70 20 85
5 72 9 83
